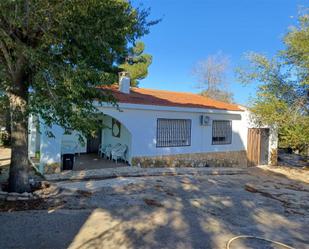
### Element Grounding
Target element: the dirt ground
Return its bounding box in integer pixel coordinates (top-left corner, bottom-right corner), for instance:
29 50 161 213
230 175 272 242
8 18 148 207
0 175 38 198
0 147 10 184
0 166 308 249
0 147 10 167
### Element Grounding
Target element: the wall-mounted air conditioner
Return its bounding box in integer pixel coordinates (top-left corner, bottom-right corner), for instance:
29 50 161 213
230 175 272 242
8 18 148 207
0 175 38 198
200 115 211 126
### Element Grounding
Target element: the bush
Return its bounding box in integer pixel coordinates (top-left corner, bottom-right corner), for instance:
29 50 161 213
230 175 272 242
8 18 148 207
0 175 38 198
0 130 10 146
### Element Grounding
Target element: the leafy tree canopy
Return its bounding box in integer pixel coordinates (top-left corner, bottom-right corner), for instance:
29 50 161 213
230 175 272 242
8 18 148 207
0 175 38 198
237 10 309 152
0 0 156 134
0 0 157 192
119 41 152 86
0 92 9 130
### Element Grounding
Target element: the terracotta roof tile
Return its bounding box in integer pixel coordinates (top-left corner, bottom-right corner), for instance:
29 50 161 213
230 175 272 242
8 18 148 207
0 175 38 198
99 85 243 112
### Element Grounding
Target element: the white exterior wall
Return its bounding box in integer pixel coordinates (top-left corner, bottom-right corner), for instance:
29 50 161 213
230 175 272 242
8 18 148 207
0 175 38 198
34 102 277 167
62 131 87 153
28 115 40 158
28 115 37 158
39 124 63 165
39 124 86 166
101 115 132 161
97 104 248 158
243 110 278 164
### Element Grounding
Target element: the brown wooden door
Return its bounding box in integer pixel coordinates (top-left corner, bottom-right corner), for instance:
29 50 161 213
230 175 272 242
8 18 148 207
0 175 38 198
247 128 270 166
247 128 261 167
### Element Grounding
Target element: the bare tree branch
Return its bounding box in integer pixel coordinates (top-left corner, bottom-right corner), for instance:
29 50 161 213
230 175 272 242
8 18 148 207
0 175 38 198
192 52 234 103
193 52 230 90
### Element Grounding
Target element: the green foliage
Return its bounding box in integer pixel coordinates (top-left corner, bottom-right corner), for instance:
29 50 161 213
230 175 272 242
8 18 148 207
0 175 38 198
279 117 309 151
0 129 10 146
200 88 234 103
119 41 152 86
0 0 156 136
35 151 40 159
284 11 309 86
0 92 10 135
237 11 309 153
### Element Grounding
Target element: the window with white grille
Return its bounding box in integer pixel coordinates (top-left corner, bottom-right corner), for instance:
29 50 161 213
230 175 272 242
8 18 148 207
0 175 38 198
156 119 191 147
212 120 232 145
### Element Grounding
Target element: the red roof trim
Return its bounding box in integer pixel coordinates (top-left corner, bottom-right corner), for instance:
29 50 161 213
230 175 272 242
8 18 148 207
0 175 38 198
98 85 243 112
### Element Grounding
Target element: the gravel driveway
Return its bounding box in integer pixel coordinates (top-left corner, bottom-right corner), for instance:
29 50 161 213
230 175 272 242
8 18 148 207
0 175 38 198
0 167 308 249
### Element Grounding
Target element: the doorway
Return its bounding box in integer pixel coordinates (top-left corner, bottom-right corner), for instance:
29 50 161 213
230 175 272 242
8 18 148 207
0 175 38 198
247 128 270 166
87 129 102 153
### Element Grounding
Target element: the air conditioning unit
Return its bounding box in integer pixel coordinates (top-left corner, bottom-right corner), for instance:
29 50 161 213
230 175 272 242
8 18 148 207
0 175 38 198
200 115 211 126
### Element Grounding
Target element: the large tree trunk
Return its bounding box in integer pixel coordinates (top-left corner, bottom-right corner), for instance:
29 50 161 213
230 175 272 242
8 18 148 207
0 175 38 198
8 92 31 193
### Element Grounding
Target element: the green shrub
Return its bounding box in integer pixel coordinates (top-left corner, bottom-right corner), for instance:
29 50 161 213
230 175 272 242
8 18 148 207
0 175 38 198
0 130 10 146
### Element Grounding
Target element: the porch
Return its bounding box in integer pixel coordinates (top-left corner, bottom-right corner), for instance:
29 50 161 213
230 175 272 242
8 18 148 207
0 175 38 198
73 153 128 171
59 114 132 172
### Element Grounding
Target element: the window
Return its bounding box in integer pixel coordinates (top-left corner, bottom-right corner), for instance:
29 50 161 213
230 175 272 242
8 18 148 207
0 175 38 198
212 120 232 145
156 119 191 147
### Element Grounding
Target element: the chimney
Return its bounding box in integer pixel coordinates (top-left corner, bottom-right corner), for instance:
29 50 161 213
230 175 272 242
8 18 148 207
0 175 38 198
119 71 131 94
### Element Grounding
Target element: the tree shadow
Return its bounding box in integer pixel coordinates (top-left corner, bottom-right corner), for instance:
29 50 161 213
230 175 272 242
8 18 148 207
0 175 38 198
64 168 308 249
1 131 308 249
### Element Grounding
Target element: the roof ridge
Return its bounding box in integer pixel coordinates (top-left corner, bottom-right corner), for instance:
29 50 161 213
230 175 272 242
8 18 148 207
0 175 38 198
132 87 241 107
98 84 243 111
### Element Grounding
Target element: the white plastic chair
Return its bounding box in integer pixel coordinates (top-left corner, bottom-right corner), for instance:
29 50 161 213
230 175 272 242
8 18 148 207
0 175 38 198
105 143 121 159
98 144 104 157
111 144 127 163
99 144 111 158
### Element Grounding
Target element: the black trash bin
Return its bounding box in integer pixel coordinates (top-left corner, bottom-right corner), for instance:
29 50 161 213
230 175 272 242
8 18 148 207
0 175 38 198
62 153 74 170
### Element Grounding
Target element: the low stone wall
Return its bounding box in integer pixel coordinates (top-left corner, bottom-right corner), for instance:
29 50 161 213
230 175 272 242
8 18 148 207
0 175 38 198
132 150 248 168
44 163 61 174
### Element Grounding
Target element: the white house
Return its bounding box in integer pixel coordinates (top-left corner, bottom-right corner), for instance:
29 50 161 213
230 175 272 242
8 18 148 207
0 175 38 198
28 73 278 174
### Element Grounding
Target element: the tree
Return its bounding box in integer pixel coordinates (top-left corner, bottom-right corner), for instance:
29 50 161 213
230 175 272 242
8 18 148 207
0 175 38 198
0 0 156 192
200 88 234 104
193 52 234 103
236 10 309 154
0 92 9 128
0 92 10 145
119 41 152 86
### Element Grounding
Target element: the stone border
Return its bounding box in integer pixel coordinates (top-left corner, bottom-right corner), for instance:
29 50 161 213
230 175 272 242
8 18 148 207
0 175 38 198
0 191 39 201
44 163 61 174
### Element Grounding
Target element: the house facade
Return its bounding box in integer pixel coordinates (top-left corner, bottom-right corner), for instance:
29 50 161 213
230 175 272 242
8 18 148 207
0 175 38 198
28 74 278 174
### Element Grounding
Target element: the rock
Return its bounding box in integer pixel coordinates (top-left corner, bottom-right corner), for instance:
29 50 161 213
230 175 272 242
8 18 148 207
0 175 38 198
0 191 8 196
41 181 51 188
6 196 17 201
21 192 32 197
144 198 164 207
17 196 30 201
244 184 258 193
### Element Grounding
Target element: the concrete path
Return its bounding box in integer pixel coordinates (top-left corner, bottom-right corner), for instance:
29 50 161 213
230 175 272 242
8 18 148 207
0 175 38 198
57 177 145 192
46 166 247 182
74 153 128 170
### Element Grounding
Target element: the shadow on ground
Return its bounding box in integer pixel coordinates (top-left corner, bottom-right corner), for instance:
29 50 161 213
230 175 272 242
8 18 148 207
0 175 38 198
1 166 308 249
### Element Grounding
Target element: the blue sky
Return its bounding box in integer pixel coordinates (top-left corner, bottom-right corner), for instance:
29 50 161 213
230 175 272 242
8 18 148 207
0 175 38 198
133 0 308 105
